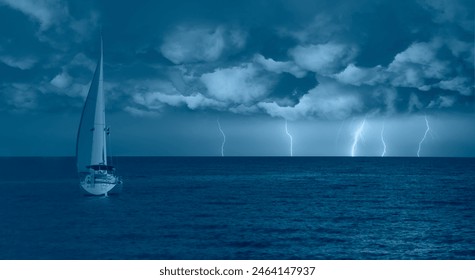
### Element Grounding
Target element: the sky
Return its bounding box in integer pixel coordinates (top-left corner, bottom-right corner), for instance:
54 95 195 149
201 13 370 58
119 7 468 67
0 0 474 156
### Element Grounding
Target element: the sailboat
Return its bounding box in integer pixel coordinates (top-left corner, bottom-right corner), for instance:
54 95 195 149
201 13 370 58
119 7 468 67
76 36 122 196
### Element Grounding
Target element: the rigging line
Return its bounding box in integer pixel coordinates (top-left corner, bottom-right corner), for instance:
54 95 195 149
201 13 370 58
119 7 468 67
107 127 115 169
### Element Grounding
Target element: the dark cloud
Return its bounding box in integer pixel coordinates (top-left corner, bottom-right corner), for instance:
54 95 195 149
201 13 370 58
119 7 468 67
1 0 473 118
0 0 473 155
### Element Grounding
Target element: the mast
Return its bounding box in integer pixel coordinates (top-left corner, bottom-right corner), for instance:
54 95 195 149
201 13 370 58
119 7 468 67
90 36 107 166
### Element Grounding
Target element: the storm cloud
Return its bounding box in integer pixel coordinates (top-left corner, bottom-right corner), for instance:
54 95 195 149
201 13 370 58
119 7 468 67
0 0 473 156
0 0 473 120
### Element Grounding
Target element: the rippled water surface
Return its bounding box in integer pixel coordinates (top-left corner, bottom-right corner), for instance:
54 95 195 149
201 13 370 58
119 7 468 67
0 157 474 259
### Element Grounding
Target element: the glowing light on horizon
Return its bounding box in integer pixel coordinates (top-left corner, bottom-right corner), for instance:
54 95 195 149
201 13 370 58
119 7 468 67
285 119 293 157
217 119 225 157
351 118 366 157
417 115 430 157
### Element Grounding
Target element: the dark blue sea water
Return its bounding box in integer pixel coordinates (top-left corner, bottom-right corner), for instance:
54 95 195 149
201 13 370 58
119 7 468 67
0 157 474 260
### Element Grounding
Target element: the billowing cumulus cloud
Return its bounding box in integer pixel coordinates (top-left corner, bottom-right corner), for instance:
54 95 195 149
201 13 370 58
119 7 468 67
2 83 38 110
200 63 272 104
331 36 473 114
50 72 72 89
428 95 456 108
289 43 357 76
0 0 66 30
418 0 474 30
253 54 306 78
438 77 472 96
0 0 473 156
0 0 473 119
132 91 224 111
259 79 363 120
334 64 386 86
160 25 246 64
388 40 448 88
0 55 37 70
123 79 226 115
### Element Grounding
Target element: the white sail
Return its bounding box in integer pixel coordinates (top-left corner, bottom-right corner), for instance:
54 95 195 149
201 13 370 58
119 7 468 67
76 38 106 172
76 36 121 195
90 38 107 167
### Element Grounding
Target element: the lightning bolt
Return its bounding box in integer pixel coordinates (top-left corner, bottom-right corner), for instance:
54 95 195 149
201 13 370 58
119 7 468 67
417 115 430 157
351 118 366 157
381 122 387 157
217 119 225 157
285 119 293 156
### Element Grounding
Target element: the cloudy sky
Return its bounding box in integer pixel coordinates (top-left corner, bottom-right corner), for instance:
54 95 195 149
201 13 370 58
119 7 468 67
0 0 473 156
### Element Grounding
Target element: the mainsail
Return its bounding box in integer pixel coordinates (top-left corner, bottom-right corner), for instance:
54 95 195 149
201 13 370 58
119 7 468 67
76 38 107 173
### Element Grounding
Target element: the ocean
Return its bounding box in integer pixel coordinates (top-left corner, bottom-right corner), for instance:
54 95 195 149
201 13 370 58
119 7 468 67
0 157 474 260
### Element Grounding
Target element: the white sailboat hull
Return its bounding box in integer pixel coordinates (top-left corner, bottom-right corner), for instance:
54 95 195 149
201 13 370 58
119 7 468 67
80 173 122 196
